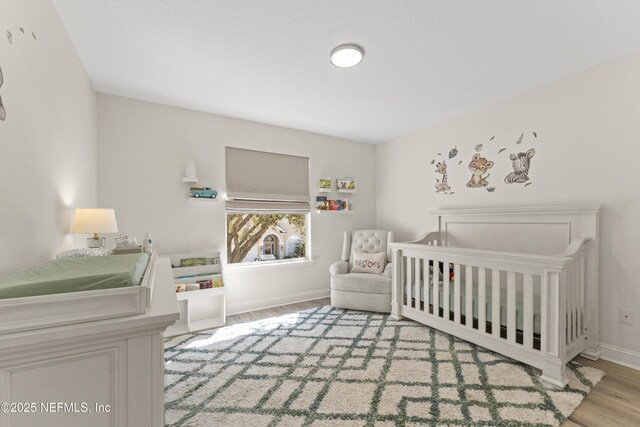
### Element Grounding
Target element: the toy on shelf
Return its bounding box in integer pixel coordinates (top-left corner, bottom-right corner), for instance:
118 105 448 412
190 187 217 199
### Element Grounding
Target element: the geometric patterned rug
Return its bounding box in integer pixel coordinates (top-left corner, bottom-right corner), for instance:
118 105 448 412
164 306 604 426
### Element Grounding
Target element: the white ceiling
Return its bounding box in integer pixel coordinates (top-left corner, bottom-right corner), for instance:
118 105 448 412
52 0 640 143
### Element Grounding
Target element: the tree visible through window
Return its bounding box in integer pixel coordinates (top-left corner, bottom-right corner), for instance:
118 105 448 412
226 213 307 264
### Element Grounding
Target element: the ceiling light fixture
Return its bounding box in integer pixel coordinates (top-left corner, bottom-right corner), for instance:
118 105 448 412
330 44 364 68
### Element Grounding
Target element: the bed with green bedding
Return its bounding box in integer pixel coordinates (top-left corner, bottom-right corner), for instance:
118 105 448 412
0 253 156 335
0 254 150 299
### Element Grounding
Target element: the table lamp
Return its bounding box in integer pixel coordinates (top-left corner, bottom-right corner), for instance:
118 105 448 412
70 208 118 248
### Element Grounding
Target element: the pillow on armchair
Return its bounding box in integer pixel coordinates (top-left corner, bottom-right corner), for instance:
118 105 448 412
351 252 386 274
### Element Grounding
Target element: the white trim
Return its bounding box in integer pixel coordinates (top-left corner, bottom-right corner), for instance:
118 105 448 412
432 204 602 216
226 289 329 316
600 343 640 371
224 259 315 271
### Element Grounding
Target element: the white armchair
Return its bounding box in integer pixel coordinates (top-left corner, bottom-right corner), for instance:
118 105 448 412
329 230 394 313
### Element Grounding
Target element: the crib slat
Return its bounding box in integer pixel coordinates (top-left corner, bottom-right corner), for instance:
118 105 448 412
443 260 450 321
562 263 574 344
465 265 473 329
507 272 516 343
432 259 440 317
523 274 534 349
406 257 413 308
541 272 548 354
573 255 582 339
492 269 500 338
570 260 577 342
478 268 486 334
415 258 421 312
454 264 461 324
579 252 585 336
424 259 430 313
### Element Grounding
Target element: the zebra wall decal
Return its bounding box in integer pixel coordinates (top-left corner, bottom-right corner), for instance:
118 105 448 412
505 148 535 184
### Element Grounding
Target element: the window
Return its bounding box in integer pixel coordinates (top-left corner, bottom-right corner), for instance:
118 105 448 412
285 235 303 258
225 147 310 265
226 214 307 264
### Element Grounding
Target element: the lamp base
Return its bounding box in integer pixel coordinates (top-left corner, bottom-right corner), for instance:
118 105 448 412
87 237 106 248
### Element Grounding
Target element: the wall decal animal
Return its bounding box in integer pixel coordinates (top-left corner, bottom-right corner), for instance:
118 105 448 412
435 161 451 193
505 148 536 184
466 154 494 188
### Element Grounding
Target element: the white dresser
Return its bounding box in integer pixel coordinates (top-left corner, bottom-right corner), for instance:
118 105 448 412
0 257 179 427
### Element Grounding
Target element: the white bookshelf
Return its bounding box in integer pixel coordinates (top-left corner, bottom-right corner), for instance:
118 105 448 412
165 251 225 337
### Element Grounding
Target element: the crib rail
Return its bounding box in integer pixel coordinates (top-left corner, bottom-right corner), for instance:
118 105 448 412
390 236 589 377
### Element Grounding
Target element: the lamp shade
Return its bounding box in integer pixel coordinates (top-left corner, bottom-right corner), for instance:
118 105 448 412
70 208 118 234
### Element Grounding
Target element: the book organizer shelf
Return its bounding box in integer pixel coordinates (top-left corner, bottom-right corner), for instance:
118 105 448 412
165 251 226 337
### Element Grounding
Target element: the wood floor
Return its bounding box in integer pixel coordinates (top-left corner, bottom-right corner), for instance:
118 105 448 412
226 298 640 427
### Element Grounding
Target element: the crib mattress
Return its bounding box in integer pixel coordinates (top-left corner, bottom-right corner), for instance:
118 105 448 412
0 254 150 299
406 281 541 335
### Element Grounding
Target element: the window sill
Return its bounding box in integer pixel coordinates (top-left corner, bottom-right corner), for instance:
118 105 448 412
224 259 316 272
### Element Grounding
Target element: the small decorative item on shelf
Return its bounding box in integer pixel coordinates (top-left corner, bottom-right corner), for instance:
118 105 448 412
143 232 153 254
113 234 142 254
319 177 332 192
337 177 356 192
190 186 217 199
182 162 198 183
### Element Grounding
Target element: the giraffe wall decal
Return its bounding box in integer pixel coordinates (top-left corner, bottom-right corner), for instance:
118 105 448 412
435 161 451 193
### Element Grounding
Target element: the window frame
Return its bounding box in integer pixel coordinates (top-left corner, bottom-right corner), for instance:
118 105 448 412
223 210 311 268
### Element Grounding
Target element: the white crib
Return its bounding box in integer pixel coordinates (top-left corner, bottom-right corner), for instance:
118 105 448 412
389 205 601 388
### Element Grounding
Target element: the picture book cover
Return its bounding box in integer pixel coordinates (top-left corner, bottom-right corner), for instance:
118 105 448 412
316 196 328 210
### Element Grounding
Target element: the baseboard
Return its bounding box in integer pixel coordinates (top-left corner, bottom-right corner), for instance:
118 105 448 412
226 289 330 316
600 343 640 371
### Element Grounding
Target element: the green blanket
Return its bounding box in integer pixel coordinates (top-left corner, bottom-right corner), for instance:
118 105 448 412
0 254 150 299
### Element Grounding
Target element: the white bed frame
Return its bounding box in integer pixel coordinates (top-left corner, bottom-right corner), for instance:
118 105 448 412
389 205 601 388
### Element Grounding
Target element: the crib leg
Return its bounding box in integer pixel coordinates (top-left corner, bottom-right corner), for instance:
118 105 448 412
540 359 569 389
580 338 601 361
390 302 403 320
390 249 404 321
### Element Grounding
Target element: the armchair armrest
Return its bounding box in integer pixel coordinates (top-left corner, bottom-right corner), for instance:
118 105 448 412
330 261 349 276
384 263 393 279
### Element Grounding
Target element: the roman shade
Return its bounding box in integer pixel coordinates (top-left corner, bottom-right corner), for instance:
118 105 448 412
225 147 310 212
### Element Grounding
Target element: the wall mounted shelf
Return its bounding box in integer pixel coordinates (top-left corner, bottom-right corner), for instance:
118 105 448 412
182 177 198 183
188 197 218 203
337 189 356 193
316 210 353 214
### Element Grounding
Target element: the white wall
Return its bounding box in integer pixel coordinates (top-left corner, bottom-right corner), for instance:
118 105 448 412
0 0 97 275
97 93 376 314
376 52 640 364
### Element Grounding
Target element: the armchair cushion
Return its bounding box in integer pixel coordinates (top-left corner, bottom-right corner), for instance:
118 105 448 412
383 263 393 279
331 273 391 295
329 260 349 276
